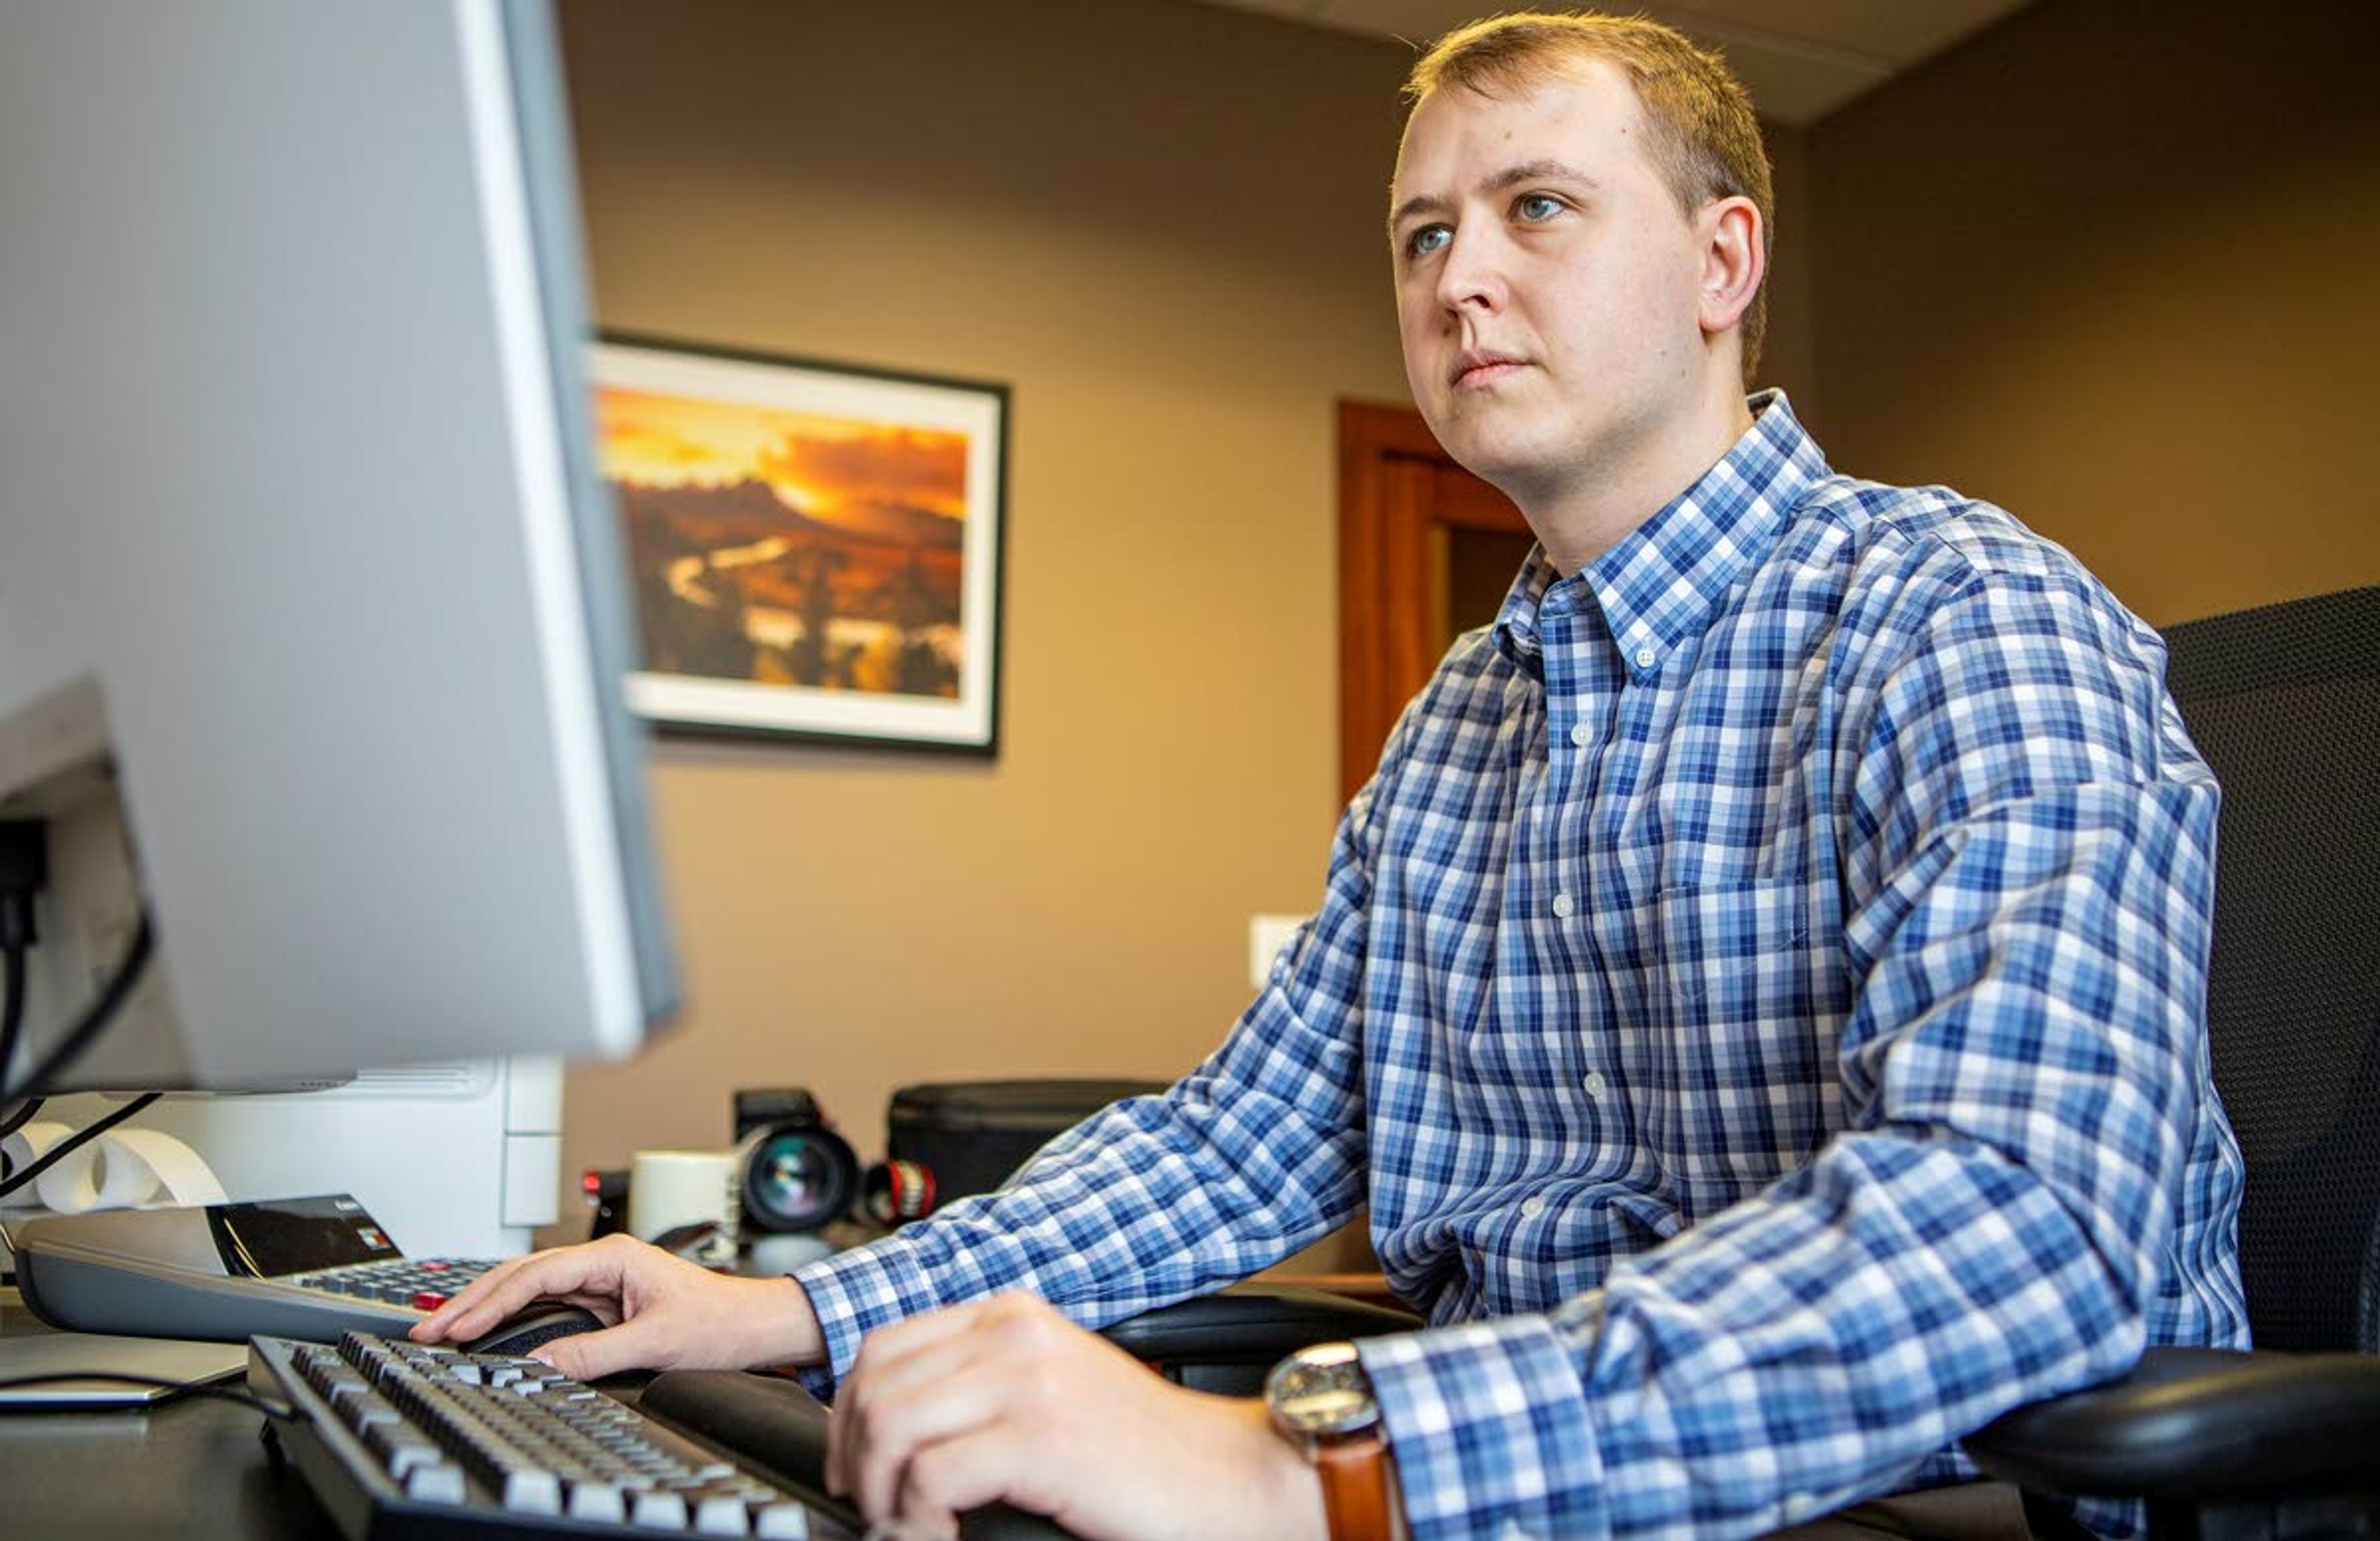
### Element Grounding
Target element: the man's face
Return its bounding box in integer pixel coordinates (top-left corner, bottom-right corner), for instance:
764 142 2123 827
1390 63 1716 509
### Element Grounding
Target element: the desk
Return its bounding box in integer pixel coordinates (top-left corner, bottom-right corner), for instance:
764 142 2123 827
1 1286 328 1537
0 1384 329 1538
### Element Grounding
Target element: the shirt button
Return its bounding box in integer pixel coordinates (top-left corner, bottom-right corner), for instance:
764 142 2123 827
1582 1069 1608 1098
1568 722 1592 748
1634 645 1657 668
1519 1197 1545 1219
1551 892 1576 918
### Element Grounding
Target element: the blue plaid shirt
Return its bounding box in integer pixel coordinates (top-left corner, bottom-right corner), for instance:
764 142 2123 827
796 393 2249 1541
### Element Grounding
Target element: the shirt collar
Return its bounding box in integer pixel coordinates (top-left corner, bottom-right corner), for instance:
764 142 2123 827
1492 390 1828 678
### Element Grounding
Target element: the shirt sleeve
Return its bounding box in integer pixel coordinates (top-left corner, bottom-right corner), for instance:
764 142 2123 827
792 740 1404 1384
1355 561 2231 1541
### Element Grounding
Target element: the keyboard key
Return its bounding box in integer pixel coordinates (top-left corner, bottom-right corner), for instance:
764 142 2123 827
340 1395 403 1434
497 1467 563 1514
567 1480 628 1523
754 1501 812 1539
369 1429 441 1481
630 1488 689 1529
404 1462 467 1504
324 1376 376 1410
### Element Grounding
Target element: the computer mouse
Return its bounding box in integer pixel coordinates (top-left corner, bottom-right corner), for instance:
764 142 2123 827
461 1302 604 1358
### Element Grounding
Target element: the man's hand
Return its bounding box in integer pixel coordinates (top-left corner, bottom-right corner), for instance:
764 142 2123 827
827 1292 1328 1541
408 1232 825 1381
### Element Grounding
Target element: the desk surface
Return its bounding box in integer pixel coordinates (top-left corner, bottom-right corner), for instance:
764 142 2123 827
1 1288 327 1537
1 1385 331 1537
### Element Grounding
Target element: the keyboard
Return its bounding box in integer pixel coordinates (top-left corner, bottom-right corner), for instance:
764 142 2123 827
251 1331 853 1539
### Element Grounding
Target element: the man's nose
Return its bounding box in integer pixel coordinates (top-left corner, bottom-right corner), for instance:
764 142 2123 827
1435 224 1507 316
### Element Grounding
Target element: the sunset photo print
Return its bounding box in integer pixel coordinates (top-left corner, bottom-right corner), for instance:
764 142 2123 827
590 338 1006 751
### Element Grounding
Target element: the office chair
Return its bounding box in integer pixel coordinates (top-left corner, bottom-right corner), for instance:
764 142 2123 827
1098 1279 1421 1394
1962 585 2380 1540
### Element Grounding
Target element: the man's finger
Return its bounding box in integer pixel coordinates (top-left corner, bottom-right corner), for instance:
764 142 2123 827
526 1313 666 1382
407 1252 536 1341
828 1296 1011 1494
413 1241 619 1342
890 1419 1042 1540
845 1340 1017 1522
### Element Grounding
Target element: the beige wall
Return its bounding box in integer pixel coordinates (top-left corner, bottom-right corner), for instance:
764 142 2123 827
1808 0 2380 626
548 0 1419 1252
1758 120 1818 418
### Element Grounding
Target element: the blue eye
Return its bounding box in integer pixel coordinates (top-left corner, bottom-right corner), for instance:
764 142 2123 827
1404 224 1452 258
1515 193 1562 222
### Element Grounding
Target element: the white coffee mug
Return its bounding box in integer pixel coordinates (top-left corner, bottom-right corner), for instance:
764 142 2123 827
627 1149 739 1243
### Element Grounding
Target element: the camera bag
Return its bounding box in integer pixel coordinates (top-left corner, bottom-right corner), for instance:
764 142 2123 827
884 1077 1166 1208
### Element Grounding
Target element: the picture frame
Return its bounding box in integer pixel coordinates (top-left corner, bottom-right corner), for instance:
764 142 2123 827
588 334 1008 754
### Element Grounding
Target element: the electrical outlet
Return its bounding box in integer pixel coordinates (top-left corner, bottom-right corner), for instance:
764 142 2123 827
1248 913 1307 991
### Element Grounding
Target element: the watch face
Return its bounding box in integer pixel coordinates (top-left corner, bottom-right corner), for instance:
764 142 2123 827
1267 1341 1380 1439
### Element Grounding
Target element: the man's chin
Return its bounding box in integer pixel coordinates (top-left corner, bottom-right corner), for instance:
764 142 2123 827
1426 417 1542 492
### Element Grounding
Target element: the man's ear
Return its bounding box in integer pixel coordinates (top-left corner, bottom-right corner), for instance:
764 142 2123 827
1696 196 1764 338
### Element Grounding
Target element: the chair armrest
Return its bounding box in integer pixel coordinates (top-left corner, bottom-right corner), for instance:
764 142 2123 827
1100 1285 1423 1370
1961 1346 2380 1499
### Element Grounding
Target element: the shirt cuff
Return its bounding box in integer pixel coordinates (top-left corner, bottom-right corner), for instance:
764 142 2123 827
790 1235 949 1387
1359 1313 1609 1541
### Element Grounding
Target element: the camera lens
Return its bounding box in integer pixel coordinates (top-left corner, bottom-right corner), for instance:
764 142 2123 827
738 1124 858 1235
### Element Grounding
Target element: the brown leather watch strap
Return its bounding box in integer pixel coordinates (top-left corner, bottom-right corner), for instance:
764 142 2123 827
1313 1431 1396 1541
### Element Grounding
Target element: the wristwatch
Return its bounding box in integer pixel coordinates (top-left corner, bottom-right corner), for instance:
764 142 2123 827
1265 1340 1399 1541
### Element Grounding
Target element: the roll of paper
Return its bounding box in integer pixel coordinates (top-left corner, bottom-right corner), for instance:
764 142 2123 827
1 1120 74 1193
24 1126 228 1214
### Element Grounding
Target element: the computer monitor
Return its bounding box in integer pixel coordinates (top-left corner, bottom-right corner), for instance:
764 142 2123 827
0 0 677 1094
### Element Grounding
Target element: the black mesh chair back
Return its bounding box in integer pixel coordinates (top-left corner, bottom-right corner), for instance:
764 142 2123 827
2160 586 2380 1354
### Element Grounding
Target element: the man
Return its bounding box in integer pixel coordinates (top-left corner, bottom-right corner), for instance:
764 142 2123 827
421 15 2247 1540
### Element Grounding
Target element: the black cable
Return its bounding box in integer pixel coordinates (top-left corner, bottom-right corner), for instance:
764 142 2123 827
0 1096 40 1144
0 1091 160 1199
0 1085 40 1186
0 819 45 1103
0 942 27 1114
0 1372 296 1421
0 909 153 1105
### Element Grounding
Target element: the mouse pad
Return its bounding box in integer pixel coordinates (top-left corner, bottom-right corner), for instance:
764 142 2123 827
0 1333 250 1408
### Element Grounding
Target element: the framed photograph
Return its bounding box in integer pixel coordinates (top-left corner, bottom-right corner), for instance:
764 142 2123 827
589 335 1008 753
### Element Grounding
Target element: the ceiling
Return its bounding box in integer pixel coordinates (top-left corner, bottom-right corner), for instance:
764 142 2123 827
1194 0 2037 124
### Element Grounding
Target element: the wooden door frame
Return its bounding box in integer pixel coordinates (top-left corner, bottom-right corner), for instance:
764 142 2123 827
1336 399 1531 803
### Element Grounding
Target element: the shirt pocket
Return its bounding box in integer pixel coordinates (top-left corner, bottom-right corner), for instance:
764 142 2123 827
1643 878 1846 1212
